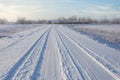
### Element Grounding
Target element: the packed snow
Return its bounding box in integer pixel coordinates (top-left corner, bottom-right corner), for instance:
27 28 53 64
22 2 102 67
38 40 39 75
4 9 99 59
0 24 120 80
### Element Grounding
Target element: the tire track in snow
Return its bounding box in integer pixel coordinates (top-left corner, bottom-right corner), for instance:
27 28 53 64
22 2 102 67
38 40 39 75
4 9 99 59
57 31 88 80
59 29 120 80
4 28 50 80
61 27 120 78
56 32 85 80
30 28 50 80
36 27 66 80
14 29 50 80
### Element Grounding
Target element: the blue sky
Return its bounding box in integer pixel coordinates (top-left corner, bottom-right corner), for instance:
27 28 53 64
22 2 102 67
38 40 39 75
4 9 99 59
0 0 120 21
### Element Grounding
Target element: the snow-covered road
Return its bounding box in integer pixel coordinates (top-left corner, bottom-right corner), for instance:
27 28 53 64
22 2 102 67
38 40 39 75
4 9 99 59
0 25 120 80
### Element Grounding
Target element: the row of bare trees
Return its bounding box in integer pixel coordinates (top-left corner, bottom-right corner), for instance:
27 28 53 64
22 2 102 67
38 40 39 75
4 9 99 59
56 16 120 24
16 17 51 24
0 16 120 24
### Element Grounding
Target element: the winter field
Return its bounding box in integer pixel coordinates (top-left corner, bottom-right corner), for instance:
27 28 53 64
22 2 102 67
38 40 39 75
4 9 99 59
0 24 120 80
68 24 120 50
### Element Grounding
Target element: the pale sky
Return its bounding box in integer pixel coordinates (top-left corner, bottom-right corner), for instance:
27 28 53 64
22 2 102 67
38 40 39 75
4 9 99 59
0 0 120 21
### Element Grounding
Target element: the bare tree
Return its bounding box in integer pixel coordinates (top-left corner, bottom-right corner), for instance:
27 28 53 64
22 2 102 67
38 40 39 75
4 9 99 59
67 16 77 22
0 18 8 24
16 17 26 24
111 17 120 24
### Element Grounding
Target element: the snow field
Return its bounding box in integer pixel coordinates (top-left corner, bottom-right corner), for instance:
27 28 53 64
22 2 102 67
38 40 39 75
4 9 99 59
0 24 120 80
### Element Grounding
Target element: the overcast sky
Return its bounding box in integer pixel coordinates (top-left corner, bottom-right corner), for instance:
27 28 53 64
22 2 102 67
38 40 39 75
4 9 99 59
0 0 120 21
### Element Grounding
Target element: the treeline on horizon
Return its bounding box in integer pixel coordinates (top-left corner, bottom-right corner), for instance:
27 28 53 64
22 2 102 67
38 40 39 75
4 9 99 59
0 16 120 24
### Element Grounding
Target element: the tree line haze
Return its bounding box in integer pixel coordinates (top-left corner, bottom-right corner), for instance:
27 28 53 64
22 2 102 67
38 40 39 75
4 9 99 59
0 16 120 24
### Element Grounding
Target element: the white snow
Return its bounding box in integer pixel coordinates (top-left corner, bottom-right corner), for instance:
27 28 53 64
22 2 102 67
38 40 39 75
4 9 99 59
70 24 120 43
0 24 120 80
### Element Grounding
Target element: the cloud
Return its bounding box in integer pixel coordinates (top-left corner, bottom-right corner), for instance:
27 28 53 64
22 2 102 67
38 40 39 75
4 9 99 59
0 3 47 21
95 5 111 10
0 1 120 21
0 3 25 21
80 5 120 18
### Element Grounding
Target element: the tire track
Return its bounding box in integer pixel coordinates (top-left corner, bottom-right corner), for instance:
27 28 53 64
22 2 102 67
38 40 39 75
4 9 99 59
30 28 50 80
37 27 66 80
62 28 120 78
57 31 88 80
58 29 120 80
4 28 50 80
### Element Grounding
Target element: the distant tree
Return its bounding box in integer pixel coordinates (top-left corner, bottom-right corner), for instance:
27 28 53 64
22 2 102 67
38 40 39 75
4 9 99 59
81 17 87 22
16 17 26 24
111 17 120 24
67 16 77 22
0 18 7 24
57 17 66 21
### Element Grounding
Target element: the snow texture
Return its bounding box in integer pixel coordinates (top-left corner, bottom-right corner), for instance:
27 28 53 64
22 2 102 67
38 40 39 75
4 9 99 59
0 24 120 80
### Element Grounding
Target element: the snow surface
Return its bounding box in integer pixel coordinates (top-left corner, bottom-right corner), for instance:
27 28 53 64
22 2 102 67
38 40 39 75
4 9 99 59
0 24 120 80
69 24 120 42
68 24 120 50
